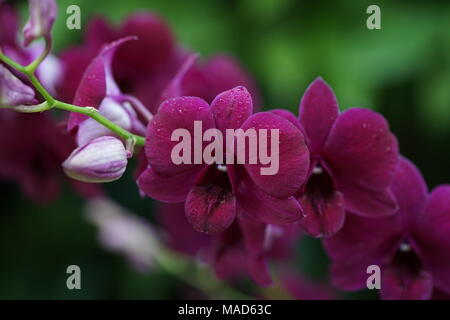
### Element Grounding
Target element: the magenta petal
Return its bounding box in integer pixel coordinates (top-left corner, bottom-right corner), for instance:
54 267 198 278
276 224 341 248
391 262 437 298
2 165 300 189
230 166 304 225
323 213 401 290
381 267 433 300
414 185 450 294
158 202 210 255
391 157 428 226
248 255 272 286
86 17 115 47
209 219 271 286
137 166 198 202
239 217 266 254
68 37 137 132
342 186 398 218
239 218 272 286
322 108 399 217
298 191 345 238
185 165 236 234
241 112 310 198
210 86 253 134
282 273 337 300
432 289 450 300
160 54 198 101
210 222 247 280
270 109 302 130
116 13 175 76
145 96 214 175
299 77 339 154
0 4 19 45
203 55 261 108
0 64 35 107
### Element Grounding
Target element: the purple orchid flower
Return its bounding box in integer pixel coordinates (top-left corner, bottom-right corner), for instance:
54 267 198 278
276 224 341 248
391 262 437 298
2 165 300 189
0 2 62 95
0 110 101 203
157 202 210 256
0 3 100 203
138 86 309 234
64 37 152 184
67 37 149 147
207 217 274 286
158 52 261 109
324 157 450 300
58 12 260 112
273 77 399 237
208 217 304 286
58 12 178 108
280 271 337 300
158 202 301 286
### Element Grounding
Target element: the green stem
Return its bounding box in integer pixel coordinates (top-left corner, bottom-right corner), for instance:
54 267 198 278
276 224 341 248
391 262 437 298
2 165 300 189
155 247 251 300
54 101 146 146
0 48 146 147
0 51 25 73
12 101 52 113
28 73 55 105
25 38 52 73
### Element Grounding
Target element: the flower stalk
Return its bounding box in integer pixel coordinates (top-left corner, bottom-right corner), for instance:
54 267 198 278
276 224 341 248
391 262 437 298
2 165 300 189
0 42 146 148
154 246 251 300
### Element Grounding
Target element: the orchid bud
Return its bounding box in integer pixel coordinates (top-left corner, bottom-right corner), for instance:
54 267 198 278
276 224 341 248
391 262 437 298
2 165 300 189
0 64 35 108
23 0 57 46
76 97 143 147
62 136 128 183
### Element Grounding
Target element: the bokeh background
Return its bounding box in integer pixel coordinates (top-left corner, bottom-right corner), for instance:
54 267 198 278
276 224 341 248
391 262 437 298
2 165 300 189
0 0 449 299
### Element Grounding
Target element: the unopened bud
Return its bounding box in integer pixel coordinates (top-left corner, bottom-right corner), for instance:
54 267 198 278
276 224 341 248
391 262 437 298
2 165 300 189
23 0 57 46
63 136 128 183
76 96 146 146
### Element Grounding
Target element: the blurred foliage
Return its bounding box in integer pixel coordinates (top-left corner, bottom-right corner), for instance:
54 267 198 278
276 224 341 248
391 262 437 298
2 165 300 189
2 0 449 299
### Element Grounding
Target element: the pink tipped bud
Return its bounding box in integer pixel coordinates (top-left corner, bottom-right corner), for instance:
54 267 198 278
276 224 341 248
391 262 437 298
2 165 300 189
63 136 128 183
23 0 57 46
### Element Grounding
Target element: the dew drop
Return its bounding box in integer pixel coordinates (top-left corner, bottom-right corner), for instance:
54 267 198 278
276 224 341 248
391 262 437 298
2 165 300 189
399 242 411 252
216 164 227 172
312 166 323 175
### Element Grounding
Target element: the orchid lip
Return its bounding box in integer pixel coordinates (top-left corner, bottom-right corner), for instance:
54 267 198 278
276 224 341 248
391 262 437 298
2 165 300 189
391 240 423 276
305 162 336 209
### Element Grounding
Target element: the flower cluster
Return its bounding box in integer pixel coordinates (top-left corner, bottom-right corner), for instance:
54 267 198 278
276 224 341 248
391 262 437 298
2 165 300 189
0 0 449 300
0 1 98 203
